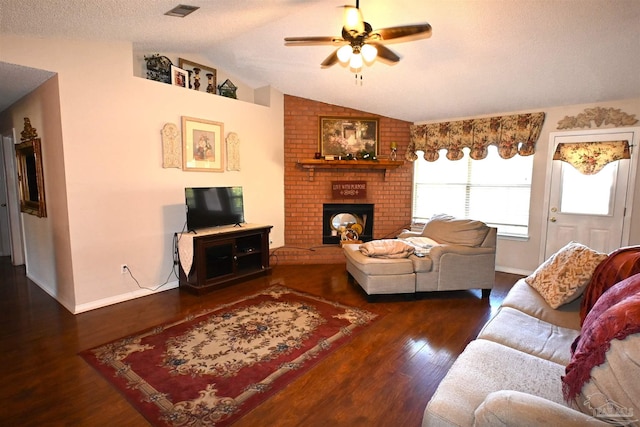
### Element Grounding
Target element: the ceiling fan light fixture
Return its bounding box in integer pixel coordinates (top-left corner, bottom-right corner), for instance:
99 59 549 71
349 52 363 69
344 6 364 33
361 43 377 63
337 45 353 63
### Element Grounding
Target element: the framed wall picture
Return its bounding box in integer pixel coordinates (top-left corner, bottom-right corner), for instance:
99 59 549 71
319 117 379 157
182 117 224 172
170 65 188 88
178 58 217 93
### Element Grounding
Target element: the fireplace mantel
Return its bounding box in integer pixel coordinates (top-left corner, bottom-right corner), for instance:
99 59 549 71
297 159 404 181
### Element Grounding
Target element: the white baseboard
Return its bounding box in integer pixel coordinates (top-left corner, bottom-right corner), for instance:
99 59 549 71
495 266 532 276
73 281 179 314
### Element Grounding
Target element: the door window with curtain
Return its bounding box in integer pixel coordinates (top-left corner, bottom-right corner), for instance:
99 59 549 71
412 145 534 237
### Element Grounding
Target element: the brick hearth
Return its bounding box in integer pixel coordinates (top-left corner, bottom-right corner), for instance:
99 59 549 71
276 95 413 264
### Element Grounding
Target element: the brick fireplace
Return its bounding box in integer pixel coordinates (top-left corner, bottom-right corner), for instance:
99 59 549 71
277 95 414 264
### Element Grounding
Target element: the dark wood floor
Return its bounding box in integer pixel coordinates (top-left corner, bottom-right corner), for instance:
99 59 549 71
0 256 522 426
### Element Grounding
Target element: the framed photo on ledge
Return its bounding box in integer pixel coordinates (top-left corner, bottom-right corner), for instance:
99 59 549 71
170 65 188 88
182 117 224 172
319 117 379 157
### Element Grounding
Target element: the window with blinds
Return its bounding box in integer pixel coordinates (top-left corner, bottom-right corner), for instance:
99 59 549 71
412 146 534 237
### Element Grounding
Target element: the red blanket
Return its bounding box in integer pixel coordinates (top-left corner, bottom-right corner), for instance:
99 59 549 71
562 273 640 402
580 246 640 324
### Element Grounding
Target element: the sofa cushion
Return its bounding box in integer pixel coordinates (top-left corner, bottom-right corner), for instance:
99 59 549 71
423 339 566 427
501 279 582 330
410 255 433 273
478 307 579 365
580 245 640 323
474 390 611 426
525 242 608 309
571 335 640 425
562 274 640 405
421 215 490 247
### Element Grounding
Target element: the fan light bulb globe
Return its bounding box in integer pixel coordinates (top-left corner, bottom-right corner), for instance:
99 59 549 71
350 53 363 69
337 45 353 63
361 44 377 63
344 7 364 33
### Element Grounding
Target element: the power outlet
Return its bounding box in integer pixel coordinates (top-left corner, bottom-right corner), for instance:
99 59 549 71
120 264 128 274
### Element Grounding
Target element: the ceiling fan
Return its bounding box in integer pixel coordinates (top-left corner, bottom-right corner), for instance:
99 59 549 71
284 0 432 71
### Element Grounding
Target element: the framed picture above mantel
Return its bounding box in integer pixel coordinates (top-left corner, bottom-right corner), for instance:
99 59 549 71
319 117 379 158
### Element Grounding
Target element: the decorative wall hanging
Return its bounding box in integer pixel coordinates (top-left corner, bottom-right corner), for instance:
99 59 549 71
332 181 367 199
226 132 240 171
182 117 224 172
15 118 47 217
557 107 638 130
552 140 631 175
161 123 181 168
178 58 216 93
407 112 545 162
144 54 172 83
319 116 379 158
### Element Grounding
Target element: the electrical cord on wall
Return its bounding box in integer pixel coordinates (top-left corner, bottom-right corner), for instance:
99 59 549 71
123 224 187 292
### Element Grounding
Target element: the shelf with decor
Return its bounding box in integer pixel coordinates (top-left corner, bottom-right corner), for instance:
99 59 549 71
296 159 404 181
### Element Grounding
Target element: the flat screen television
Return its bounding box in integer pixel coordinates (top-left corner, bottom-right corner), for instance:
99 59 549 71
185 187 245 231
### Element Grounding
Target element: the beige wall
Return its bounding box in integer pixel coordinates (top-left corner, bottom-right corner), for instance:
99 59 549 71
0 35 285 313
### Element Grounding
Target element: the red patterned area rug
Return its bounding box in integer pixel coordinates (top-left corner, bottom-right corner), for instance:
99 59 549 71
81 285 380 426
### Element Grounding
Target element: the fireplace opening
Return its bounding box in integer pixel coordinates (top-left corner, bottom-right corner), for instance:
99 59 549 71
323 203 374 244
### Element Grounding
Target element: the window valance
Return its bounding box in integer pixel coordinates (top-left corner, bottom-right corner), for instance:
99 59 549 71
407 112 546 162
552 140 631 175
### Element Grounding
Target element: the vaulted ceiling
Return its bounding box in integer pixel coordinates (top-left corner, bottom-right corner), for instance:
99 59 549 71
1 0 639 122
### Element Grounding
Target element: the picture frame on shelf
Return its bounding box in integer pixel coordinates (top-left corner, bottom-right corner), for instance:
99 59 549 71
182 117 225 172
170 65 188 88
178 58 217 93
319 117 379 157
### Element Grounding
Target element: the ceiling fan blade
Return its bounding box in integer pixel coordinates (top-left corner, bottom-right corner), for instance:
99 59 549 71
370 23 432 43
320 49 341 68
369 43 400 64
284 36 344 46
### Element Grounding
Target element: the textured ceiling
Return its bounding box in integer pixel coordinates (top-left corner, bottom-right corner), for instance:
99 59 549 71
1 0 639 122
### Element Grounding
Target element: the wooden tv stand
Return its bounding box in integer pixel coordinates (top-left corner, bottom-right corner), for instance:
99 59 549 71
177 224 272 294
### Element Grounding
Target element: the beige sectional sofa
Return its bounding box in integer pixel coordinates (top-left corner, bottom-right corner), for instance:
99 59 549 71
423 243 640 426
343 215 497 296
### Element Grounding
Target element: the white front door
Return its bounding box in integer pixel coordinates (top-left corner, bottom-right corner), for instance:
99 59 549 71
543 127 640 260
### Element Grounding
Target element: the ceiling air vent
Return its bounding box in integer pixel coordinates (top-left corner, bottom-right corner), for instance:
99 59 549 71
165 4 200 18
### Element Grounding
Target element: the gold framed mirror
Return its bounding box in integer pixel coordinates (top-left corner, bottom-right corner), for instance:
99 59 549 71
16 118 47 217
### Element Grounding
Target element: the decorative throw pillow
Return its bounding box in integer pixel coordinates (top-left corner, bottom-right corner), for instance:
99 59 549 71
525 242 608 309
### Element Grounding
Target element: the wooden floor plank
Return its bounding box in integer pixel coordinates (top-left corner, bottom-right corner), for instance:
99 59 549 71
0 257 521 426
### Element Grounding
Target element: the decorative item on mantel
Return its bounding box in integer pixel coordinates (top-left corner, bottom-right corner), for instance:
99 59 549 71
389 141 398 160
161 123 181 168
144 54 172 83
218 79 238 99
